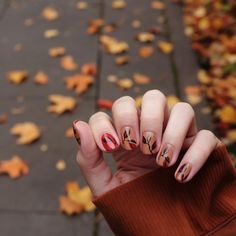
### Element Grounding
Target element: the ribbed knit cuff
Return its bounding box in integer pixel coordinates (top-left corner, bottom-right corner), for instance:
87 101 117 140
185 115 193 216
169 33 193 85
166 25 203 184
93 145 236 236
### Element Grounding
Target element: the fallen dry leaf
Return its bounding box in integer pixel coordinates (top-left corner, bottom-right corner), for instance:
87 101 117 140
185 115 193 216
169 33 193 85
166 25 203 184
151 1 165 10
158 41 173 54
131 20 141 29
76 1 88 10
48 47 66 57
217 106 236 124
64 74 94 95
135 96 142 108
87 19 104 35
226 130 236 142
48 95 77 115
100 35 129 54
117 78 133 90
81 63 97 76
41 7 59 21
60 56 78 71
34 71 49 85
14 43 23 52
135 32 155 43
138 46 154 58
167 95 181 109
56 160 66 171
7 70 28 84
97 99 113 110
112 0 126 9
0 114 8 124
115 55 129 65
133 73 150 85
0 155 29 179
59 181 95 216
24 18 34 27
65 127 74 138
11 122 41 145
44 29 59 39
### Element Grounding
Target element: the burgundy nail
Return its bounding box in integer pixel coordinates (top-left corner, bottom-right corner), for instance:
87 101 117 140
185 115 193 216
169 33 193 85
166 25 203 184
101 133 118 151
72 120 81 145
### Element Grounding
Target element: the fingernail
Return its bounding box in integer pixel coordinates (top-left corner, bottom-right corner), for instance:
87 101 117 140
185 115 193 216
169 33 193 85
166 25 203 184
176 163 192 182
142 131 157 155
121 126 137 150
157 143 173 167
72 120 81 145
101 133 118 151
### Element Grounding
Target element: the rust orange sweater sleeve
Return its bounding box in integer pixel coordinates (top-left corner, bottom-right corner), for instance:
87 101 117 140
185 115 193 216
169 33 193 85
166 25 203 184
93 145 236 236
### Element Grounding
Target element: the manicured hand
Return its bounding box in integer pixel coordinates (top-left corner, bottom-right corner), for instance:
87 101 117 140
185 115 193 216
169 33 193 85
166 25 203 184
73 90 221 197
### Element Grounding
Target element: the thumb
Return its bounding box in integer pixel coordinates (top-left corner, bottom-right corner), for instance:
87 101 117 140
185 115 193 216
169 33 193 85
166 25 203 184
73 120 114 197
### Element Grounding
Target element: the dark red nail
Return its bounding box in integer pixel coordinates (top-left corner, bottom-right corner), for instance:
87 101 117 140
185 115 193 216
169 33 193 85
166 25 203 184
101 133 118 151
72 120 81 145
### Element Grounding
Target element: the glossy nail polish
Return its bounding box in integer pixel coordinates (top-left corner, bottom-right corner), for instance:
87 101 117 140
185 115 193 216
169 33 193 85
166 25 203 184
176 163 192 182
121 126 137 150
101 133 118 151
157 143 173 167
142 131 157 155
72 120 81 145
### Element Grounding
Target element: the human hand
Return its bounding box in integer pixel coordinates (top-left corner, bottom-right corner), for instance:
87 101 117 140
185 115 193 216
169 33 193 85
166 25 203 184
73 90 221 197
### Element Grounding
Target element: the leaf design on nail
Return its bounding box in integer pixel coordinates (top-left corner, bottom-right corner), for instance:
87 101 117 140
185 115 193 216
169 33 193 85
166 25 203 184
142 136 147 144
130 139 137 144
124 130 128 139
151 141 157 151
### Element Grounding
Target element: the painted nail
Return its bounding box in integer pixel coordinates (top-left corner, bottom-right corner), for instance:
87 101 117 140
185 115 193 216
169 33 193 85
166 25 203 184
142 131 157 155
101 133 118 151
176 163 192 182
72 120 81 145
121 126 137 150
157 143 173 167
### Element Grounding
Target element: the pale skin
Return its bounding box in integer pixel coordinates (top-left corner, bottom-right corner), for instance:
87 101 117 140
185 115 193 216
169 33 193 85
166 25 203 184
73 90 221 197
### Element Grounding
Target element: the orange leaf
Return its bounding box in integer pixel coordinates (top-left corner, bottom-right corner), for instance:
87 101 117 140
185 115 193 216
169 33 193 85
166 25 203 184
10 122 41 145
81 63 97 76
65 127 74 138
133 73 150 85
0 155 29 179
60 56 78 71
41 7 59 21
0 114 7 124
48 47 66 57
158 41 173 54
59 196 83 216
34 71 49 85
7 70 28 84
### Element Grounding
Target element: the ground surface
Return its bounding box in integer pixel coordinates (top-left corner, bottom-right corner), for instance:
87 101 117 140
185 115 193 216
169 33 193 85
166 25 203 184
0 0 213 235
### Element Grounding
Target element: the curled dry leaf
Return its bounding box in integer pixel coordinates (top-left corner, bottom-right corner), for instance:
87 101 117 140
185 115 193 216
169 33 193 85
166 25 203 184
10 122 41 145
44 29 59 39
0 155 29 179
133 73 150 85
115 55 129 65
48 47 66 57
150 1 165 10
59 181 95 216
158 41 173 54
7 70 28 84
64 74 94 95
34 71 49 85
135 32 155 43
97 99 113 110
41 7 59 21
87 19 104 35
76 1 88 10
100 35 129 54
138 46 154 58
117 78 133 90
48 94 77 115
112 0 127 9
103 23 117 33
60 56 78 71
81 63 97 76
0 114 8 124
65 127 74 138
56 160 66 171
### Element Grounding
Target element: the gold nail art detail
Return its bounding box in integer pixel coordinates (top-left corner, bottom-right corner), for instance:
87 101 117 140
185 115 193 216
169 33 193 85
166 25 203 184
121 126 137 150
176 163 192 182
157 144 173 167
142 131 157 155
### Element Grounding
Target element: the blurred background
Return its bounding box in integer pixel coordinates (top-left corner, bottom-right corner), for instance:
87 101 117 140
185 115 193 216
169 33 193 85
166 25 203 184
0 0 235 235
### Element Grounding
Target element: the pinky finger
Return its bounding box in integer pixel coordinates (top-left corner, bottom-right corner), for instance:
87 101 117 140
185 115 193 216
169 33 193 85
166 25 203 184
175 130 220 183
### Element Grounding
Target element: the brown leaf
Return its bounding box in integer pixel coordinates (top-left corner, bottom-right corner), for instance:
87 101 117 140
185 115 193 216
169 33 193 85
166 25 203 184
0 114 8 124
44 29 59 39
0 155 29 179
112 0 127 9
41 7 59 21
158 41 173 54
133 73 150 85
150 1 165 10
217 106 236 124
115 56 129 65
10 122 41 145
87 19 104 35
65 127 74 138
60 56 78 71
138 46 154 58
34 71 49 85
81 63 97 76
64 74 94 95
7 70 28 84
117 78 133 90
47 95 77 115
135 32 155 43
48 47 66 57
